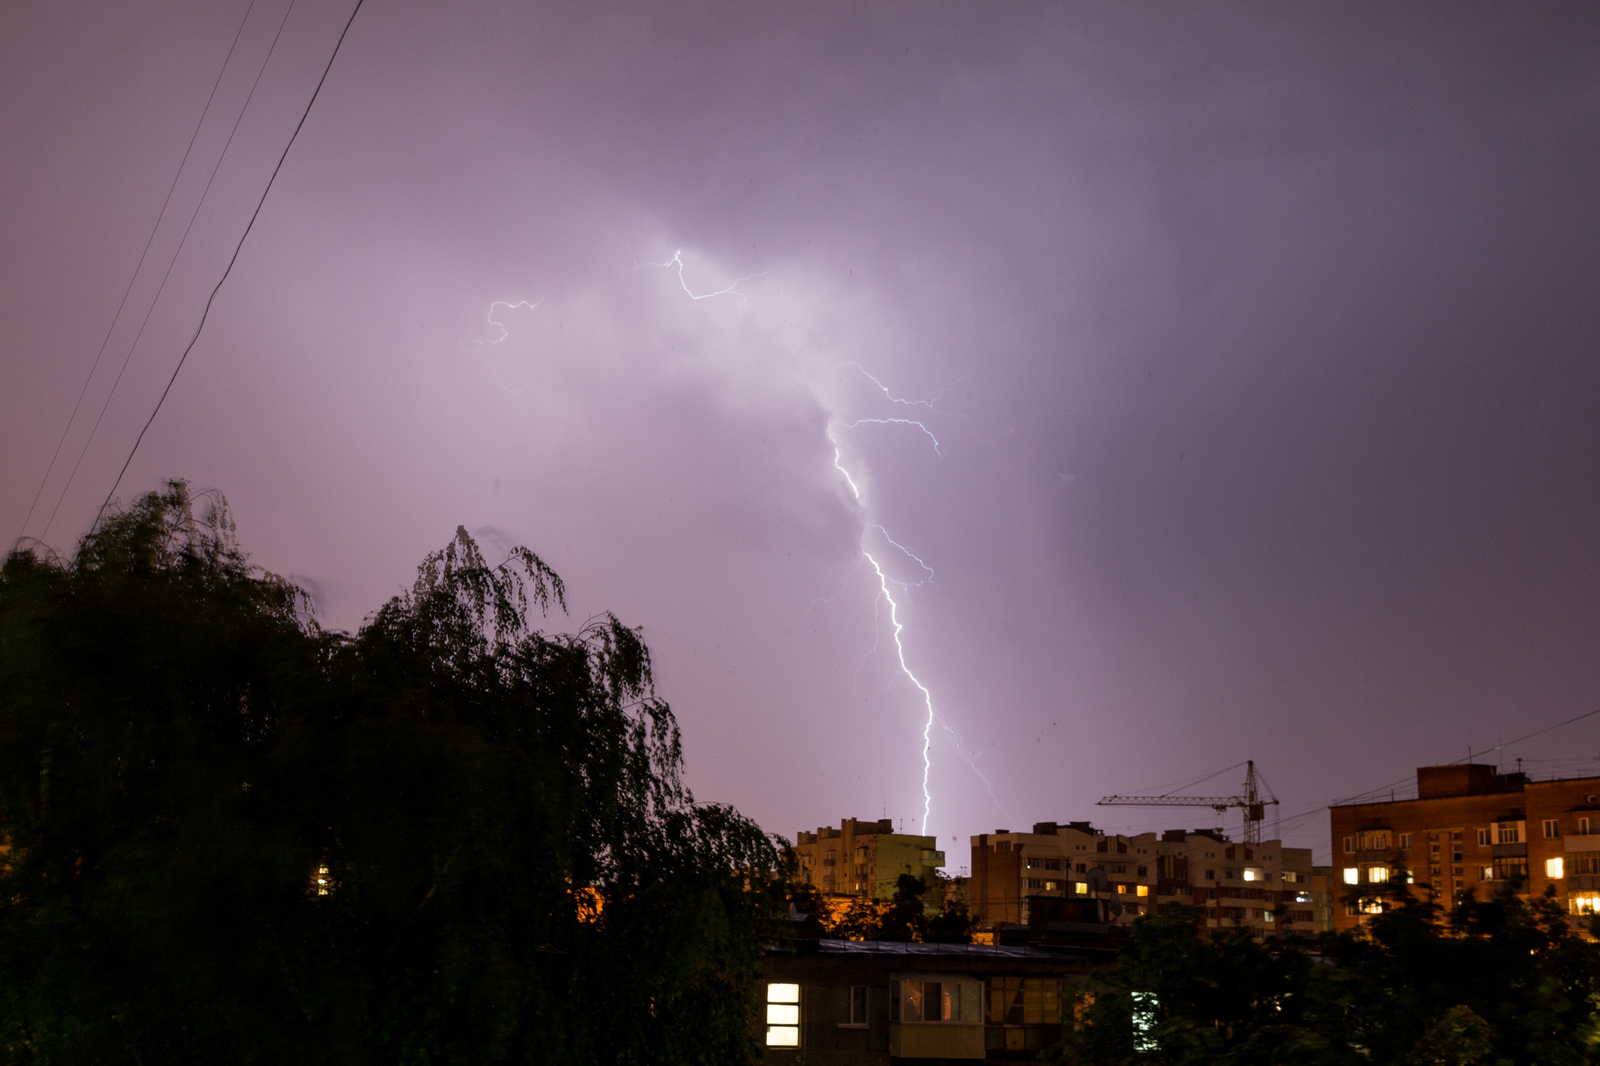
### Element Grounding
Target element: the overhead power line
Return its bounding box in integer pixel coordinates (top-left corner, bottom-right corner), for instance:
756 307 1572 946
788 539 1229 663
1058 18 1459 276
93 0 367 533
11 0 260 551
45 0 301 545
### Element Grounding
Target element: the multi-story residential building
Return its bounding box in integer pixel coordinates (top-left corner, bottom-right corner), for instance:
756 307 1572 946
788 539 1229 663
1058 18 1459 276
1329 763 1600 933
970 821 1321 938
758 934 1100 1064
796 818 946 899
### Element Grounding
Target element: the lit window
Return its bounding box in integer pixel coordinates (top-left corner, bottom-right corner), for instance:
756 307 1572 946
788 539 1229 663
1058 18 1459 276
1368 866 1389 883
1479 866 1494 881
766 984 800 1047
1571 894 1600 915
1136 884 1149 897
1547 857 1565 879
1116 883 1127 894
1343 867 1358 885
1243 868 1262 882
1074 882 1088 895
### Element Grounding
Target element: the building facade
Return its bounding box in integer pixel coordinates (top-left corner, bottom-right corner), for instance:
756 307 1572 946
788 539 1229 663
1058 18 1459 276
758 938 1098 1065
1329 764 1600 933
796 818 947 899
970 821 1322 938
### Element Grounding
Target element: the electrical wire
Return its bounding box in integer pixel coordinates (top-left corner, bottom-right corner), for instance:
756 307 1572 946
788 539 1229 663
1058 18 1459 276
93 0 367 532
39 0 300 545
11 0 260 551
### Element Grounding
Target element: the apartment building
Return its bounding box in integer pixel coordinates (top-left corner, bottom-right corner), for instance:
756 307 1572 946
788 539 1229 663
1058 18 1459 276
758 936 1098 1064
796 818 947 899
1329 764 1600 933
970 821 1321 938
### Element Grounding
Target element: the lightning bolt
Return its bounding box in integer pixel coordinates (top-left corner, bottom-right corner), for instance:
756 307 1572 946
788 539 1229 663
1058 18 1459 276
462 298 543 349
461 298 545 394
873 524 933 584
848 363 951 409
863 548 937 836
470 251 1008 840
640 250 768 302
845 418 943 457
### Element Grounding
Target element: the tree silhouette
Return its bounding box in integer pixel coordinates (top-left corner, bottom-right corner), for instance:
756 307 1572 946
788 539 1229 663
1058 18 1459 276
0 480 776 1065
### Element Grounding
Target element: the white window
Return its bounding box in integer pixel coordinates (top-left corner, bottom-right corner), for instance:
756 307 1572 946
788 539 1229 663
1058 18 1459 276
1571 894 1600 915
1497 825 1521 845
1343 867 1358 885
1243 868 1262 882
1479 866 1494 881
1547 857 1565 879
766 983 800 1047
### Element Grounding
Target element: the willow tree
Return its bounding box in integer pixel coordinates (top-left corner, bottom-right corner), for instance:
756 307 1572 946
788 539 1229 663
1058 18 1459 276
0 481 776 1065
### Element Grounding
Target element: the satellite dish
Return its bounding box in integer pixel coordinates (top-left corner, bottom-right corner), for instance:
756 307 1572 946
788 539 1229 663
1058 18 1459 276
1086 866 1108 893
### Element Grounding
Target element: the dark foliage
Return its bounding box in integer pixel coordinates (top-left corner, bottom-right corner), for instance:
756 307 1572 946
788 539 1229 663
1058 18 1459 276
0 481 777 1065
1052 882 1600 1066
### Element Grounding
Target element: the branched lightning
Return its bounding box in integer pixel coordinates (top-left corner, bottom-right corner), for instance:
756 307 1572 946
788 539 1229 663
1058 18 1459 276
461 299 545 394
467 251 1006 840
848 363 952 409
640 250 768 303
845 418 943 456
873 524 934 584
462 299 544 350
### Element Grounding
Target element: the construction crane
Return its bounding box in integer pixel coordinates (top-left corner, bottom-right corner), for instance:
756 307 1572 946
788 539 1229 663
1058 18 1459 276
1098 760 1280 844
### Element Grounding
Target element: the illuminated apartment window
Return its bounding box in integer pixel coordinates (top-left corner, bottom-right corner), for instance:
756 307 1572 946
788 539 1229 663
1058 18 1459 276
1243 868 1262 882
895 978 981 1022
1571 894 1600 916
766 983 800 1047
1544 820 1560 840
1479 866 1494 881
1116 883 1127 894
1343 867 1358 885
1546 858 1564 879
1136 884 1149 897
1074 882 1088 895
1367 866 1390 883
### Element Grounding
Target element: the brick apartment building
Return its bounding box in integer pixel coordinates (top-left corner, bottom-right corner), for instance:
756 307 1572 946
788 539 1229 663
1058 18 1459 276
970 821 1323 937
796 818 947 900
1330 763 1600 932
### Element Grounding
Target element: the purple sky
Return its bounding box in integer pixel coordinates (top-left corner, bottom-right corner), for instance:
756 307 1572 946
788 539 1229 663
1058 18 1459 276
5 1 1600 865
